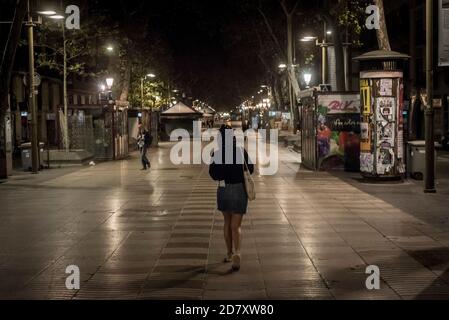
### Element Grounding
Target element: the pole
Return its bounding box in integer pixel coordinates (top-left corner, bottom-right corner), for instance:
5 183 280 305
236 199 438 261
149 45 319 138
425 0 436 193
286 13 295 132
322 21 327 85
62 19 69 153
149 82 153 133
27 0 38 174
140 77 144 129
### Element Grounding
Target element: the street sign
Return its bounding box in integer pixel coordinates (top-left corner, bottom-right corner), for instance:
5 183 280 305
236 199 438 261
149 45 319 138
23 73 41 87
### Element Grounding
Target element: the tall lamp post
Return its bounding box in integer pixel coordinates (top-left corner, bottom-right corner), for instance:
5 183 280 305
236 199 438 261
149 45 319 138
425 0 436 193
38 10 69 152
26 0 38 173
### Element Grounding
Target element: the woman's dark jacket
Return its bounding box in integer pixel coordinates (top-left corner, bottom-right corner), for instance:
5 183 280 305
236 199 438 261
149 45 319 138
209 144 254 184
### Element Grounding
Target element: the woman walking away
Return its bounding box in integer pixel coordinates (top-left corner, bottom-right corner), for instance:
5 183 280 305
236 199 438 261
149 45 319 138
209 125 254 271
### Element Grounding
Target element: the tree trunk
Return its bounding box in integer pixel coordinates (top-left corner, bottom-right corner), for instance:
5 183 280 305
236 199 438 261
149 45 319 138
0 0 28 179
257 5 302 100
119 59 131 102
374 0 392 51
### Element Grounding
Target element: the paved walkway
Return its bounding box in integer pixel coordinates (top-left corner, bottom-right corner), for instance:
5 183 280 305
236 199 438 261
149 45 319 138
1 143 449 300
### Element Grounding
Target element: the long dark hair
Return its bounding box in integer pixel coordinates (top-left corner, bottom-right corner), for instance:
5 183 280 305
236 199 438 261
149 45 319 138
216 124 244 165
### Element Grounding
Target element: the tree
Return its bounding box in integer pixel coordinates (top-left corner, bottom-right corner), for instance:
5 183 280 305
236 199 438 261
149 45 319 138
373 0 391 51
0 0 27 178
35 12 114 150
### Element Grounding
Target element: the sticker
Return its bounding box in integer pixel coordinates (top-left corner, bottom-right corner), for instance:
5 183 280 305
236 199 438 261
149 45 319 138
377 121 395 145
361 123 369 140
361 80 371 115
379 79 393 96
377 147 395 175
397 130 404 159
360 153 374 173
376 97 396 122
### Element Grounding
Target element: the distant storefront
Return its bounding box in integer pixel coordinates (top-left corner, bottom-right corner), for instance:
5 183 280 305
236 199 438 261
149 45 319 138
66 101 128 160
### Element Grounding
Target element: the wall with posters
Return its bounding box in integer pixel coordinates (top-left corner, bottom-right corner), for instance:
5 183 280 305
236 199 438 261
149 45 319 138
359 73 405 178
316 94 361 171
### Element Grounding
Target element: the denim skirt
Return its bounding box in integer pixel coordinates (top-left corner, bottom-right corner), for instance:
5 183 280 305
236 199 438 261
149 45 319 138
217 183 248 214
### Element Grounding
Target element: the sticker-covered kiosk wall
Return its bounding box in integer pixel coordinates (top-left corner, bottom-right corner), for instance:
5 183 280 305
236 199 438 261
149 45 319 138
354 50 410 179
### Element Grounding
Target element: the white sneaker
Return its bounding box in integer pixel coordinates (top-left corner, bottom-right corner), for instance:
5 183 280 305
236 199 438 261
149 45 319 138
232 253 241 271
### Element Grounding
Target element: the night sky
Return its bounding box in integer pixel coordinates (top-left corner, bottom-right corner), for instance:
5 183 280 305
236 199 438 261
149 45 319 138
145 0 266 111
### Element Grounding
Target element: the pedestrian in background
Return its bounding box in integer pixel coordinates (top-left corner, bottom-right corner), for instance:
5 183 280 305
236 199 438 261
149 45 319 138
209 124 254 271
140 129 152 170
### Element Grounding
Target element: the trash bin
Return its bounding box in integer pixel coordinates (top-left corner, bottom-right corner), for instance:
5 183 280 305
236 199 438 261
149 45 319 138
20 142 45 171
408 140 436 180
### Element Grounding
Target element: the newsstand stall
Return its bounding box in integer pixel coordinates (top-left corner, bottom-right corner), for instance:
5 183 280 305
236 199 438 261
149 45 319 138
299 89 361 172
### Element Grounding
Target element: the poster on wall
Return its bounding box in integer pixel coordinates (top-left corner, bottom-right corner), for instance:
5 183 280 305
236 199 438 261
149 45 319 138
376 97 396 122
360 79 371 115
377 144 395 175
377 121 395 145
360 122 371 153
439 0 449 67
379 79 393 96
360 153 374 173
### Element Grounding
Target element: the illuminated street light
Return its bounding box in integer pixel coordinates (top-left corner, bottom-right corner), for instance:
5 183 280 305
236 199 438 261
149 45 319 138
49 15 64 20
278 63 287 69
147 73 156 78
106 46 114 52
106 78 114 89
300 36 317 42
37 10 57 15
304 73 312 88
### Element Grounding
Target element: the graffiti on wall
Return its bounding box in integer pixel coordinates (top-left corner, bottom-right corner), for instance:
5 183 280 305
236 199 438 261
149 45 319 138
317 95 360 171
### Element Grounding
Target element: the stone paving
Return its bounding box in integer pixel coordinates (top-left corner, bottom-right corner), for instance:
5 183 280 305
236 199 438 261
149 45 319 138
0 143 449 300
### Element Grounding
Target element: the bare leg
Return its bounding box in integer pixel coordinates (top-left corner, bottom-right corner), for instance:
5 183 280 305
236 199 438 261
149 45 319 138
222 212 233 259
231 214 243 254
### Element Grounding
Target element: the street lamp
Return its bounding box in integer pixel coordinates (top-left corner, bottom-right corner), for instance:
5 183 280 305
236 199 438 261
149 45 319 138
300 36 317 42
303 73 312 89
48 15 64 20
37 10 57 15
278 63 287 70
39 9 71 153
24 5 68 172
106 78 114 90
